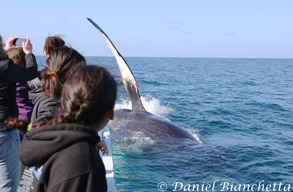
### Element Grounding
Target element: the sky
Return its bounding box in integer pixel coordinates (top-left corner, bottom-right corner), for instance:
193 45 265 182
1 0 292 58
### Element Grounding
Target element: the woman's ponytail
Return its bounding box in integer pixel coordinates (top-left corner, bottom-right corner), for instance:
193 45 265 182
41 68 61 97
41 46 86 98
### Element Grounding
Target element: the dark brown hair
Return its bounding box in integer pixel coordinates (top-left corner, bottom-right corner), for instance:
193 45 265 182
44 35 65 56
41 46 86 97
35 65 117 127
7 47 26 67
4 118 28 132
0 35 7 60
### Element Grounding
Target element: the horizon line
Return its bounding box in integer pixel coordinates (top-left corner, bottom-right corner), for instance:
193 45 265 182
35 55 293 60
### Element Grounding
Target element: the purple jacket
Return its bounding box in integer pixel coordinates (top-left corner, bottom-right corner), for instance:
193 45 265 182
16 82 34 123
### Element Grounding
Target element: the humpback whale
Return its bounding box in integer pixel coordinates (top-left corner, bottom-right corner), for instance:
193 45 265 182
87 18 196 142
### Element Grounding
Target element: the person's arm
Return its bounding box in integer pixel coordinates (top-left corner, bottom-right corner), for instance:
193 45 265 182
7 53 37 82
7 38 38 82
96 140 109 155
27 76 41 89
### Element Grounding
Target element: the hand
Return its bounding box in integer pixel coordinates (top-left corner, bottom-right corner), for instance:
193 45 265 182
96 140 109 155
22 38 33 54
4 36 18 51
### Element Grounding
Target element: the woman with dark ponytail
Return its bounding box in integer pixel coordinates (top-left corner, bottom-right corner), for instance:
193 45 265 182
27 35 65 90
29 46 86 124
16 41 87 192
19 65 117 192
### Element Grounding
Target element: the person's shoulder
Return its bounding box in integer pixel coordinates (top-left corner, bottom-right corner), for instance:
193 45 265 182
58 141 96 163
0 58 10 64
0 59 12 71
50 142 99 177
44 141 106 192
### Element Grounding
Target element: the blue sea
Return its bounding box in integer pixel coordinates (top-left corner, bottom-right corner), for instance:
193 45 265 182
38 56 293 192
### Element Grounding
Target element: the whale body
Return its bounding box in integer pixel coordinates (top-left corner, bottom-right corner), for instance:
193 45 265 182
87 18 196 142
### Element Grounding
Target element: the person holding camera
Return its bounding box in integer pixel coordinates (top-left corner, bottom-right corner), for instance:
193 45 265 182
0 35 38 192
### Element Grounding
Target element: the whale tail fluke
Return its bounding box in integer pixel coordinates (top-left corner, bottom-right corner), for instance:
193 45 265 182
87 18 145 112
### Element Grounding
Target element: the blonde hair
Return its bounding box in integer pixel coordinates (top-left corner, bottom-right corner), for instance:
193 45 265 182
7 47 26 67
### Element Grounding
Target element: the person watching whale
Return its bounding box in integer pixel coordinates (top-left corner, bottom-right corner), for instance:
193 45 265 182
0 35 37 192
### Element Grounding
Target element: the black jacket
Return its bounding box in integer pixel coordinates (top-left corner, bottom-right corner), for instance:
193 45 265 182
19 123 107 192
28 80 60 124
0 54 37 131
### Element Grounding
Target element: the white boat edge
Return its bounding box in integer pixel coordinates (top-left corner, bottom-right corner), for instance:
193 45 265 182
99 127 117 192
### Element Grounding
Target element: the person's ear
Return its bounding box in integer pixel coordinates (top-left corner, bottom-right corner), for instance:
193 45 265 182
109 104 115 120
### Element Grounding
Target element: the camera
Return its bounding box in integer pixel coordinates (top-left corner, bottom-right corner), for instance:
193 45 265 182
13 38 26 46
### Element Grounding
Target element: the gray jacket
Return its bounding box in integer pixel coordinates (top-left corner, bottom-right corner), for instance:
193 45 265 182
29 80 60 124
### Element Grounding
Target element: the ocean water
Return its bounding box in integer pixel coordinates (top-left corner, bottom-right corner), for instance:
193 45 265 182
38 56 293 191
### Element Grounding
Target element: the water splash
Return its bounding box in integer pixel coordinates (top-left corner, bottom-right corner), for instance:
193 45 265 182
115 95 173 118
188 129 203 144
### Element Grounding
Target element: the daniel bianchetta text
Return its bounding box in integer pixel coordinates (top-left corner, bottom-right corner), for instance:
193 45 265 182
158 180 291 192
